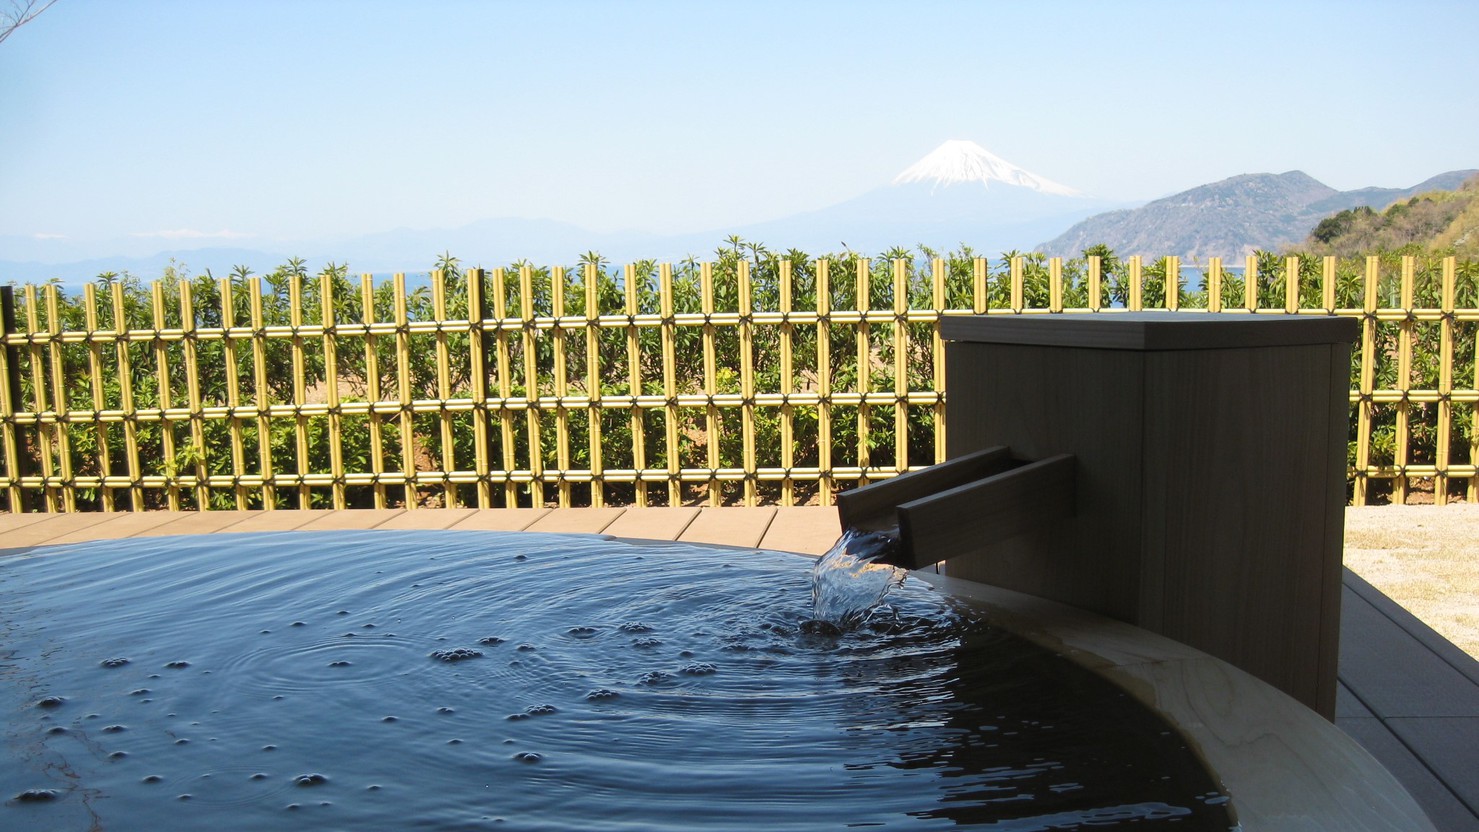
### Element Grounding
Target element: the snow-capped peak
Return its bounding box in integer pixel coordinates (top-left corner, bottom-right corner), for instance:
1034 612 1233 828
892 140 1081 196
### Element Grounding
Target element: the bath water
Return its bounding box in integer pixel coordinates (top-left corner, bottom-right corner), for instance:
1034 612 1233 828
1 530 1233 830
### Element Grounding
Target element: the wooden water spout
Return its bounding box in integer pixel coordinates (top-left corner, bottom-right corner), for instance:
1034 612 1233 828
921 312 1358 719
835 447 1076 571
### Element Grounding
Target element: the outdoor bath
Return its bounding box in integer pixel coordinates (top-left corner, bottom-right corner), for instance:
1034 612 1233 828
0 525 1434 830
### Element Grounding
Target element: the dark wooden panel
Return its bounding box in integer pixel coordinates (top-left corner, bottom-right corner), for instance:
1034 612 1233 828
944 343 1147 622
942 311 1358 352
1144 344 1338 713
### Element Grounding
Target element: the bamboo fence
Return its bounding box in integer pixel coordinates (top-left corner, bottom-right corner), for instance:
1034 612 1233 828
0 254 1474 513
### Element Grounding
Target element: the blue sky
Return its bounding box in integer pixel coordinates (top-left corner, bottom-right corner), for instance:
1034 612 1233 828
2 0 1476 250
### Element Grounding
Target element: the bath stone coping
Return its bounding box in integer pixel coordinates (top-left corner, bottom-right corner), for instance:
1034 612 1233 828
915 571 1435 832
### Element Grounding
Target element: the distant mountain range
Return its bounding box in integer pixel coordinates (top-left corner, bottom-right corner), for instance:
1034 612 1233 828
0 141 1122 285
5 143 1475 287
1037 169 1479 261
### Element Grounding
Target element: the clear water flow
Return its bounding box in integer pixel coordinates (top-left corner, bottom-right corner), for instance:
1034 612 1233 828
810 528 907 628
1 530 1232 831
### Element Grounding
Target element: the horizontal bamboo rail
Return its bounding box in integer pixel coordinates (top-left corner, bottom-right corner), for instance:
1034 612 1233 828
1 254 1475 511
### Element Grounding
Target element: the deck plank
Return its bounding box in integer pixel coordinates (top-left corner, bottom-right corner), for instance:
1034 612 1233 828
679 507 777 549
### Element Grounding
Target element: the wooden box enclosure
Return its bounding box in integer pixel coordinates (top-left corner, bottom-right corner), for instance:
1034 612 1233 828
941 312 1357 718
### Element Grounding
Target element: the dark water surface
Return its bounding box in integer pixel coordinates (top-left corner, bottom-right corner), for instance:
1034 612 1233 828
1 530 1233 830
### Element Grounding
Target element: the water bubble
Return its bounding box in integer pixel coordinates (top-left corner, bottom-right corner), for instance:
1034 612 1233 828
429 648 483 663
262 745 278 752
13 789 60 802
512 752 541 763
177 794 191 801
328 661 352 667
141 775 162 784
637 670 672 686
381 716 398 723
290 622 306 627
566 626 599 638
36 696 65 709
130 688 150 696
631 637 662 648
680 662 717 675
514 555 528 562
165 660 191 669
366 784 383 791
337 610 349 616
436 707 455 715
585 689 620 701
506 713 529 721
477 636 505 646
174 739 190 745
250 773 268 781
46 726 67 735
103 724 128 733
618 622 653 633
294 774 329 787
515 643 537 652
109 751 128 760
100 657 130 668
678 650 694 658
524 704 557 716
447 739 462 745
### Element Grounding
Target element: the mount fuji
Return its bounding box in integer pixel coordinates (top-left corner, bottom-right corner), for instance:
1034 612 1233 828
718 139 1124 255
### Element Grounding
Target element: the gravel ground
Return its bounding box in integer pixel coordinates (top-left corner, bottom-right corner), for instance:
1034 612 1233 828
1344 504 1479 658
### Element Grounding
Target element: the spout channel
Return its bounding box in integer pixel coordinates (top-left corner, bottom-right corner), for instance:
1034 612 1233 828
836 448 1075 571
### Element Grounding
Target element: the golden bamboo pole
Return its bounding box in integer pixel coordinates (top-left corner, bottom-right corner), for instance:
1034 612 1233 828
551 266 572 508
360 274 385 509
701 261 720 506
393 273 416 508
1394 256 1415 504
151 282 178 511
1285 256 1301 314
1128 256 1143 312
23 287 56 511
249 279 276 509
467 269 492 508
1353 257 1378 505
1207 257 1223 314
493 268 517 506
778 260 795 506
972 257 988 314
180 280 209 509
816 259 833 505
855 257 871 486
433 271 458 508
83 285 114 510
584 263 604 507
624 264 647 507
1010 256 1024 313
44 286 75 511
289 277 311 508
738 260 757 506
0 294 22 511
892 259 908 475
1166 256 1180 311
220 279 248 509
1322 256 1337 314
1049 257 1064 313
1088 255 1103 312
931 257 947 463
320 274 345 510
660 263 681 505
1244 255 1259 312
1436 257 1455 505
111 283 143 510
520 265 544 507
